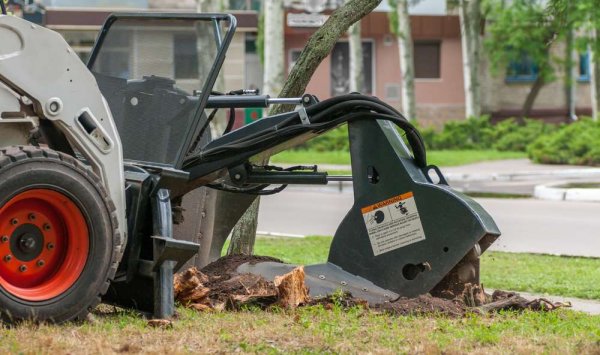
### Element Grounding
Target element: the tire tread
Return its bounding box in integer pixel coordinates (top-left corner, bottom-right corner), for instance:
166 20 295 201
0 145 123 322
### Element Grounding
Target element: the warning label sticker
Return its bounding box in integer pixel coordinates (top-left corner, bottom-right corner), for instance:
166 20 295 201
361 192 426 256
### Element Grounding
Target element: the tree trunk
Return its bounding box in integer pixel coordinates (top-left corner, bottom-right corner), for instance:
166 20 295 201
262 0 285 96
347 0 364 92
227 198 261 255
565 27 578 121
396 0 416 121
520 73 545 121
228 0 382 255
590 31 599 121
458 0 482 118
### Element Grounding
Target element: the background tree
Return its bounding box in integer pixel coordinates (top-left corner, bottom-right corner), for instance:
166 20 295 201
484 0 559 120
347 0 364 92
548 0 600 121
389 0 416 121
228 0 383 255
228 0 284 255
196 0 230 134
458 0 482 118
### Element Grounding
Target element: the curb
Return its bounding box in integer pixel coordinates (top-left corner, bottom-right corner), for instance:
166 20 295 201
534 182 600 202
444 169 600 182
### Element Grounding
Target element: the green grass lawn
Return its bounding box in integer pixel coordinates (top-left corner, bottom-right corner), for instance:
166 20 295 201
2 305 597 354
253 236 600 300
271 149 527 167
0 236 598 353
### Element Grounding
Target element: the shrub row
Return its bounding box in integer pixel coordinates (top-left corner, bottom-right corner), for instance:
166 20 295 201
528 119 600 165
299 116 555 153
418 116 558 152
296 116 600 166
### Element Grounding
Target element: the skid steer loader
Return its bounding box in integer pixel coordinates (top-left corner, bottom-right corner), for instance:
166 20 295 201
0 11 500 323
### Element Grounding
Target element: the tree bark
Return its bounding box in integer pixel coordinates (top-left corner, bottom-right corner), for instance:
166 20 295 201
520 73 545 121
347 0 364 92
458 0 482 118
565 26 578 121
396 0 416 121
272 0 383 115
228 0 382 255
262 0 285 96
590 31 599 121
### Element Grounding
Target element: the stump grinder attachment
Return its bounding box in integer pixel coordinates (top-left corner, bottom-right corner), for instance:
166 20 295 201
0 12 499 323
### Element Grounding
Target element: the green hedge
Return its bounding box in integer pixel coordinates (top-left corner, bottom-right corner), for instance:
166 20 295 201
419 116 558 152
297 126 349 152
528 119 600 165
297 117 556 153
296 117 600 167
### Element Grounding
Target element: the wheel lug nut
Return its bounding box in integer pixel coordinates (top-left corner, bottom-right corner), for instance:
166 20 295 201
43 224 51 231
47 243 55 250
10 218 18 226
19 265 27 272
28 213 36 221
36 260 45 267
4 255 12 262
1 236 8 243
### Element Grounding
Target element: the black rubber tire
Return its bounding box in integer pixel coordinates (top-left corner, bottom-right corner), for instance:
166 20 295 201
0 146 122 323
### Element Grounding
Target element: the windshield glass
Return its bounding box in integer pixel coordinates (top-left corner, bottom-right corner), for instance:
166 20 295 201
88 15 232 167
90 17 224 93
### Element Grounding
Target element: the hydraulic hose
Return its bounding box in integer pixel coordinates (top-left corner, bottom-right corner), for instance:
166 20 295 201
184 94 427 169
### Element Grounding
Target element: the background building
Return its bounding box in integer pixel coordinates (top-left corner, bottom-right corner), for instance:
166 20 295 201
11 0 593 126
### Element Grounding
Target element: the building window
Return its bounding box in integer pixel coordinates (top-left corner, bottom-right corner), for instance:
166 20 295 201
229 0 261 11
414 41 441 79
579 52 591 82
174 34 199 79
330 41 374 96
506 53 538 82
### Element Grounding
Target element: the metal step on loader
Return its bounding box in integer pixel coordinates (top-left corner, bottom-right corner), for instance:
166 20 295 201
0 11 500 323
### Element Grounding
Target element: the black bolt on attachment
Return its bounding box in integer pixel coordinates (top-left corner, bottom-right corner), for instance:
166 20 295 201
10 219 18 226
4 255 12 262
1 236 8 243
43 224 51 231
47 243 55 250
36 260 45 267
19 265 27 272
28 213 36 221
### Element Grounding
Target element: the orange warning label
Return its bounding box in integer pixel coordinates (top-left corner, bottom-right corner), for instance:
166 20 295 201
362 191 426 256
360 192 414 214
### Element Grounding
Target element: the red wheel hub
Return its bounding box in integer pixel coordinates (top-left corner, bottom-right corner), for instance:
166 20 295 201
0 189 89 301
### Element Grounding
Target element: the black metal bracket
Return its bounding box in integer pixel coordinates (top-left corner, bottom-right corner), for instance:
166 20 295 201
151 236 199 273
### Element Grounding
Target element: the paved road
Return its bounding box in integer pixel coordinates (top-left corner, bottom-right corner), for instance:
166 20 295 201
257 187 600 258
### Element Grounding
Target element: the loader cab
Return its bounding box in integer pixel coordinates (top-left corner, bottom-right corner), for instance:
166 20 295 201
87 13 236 169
